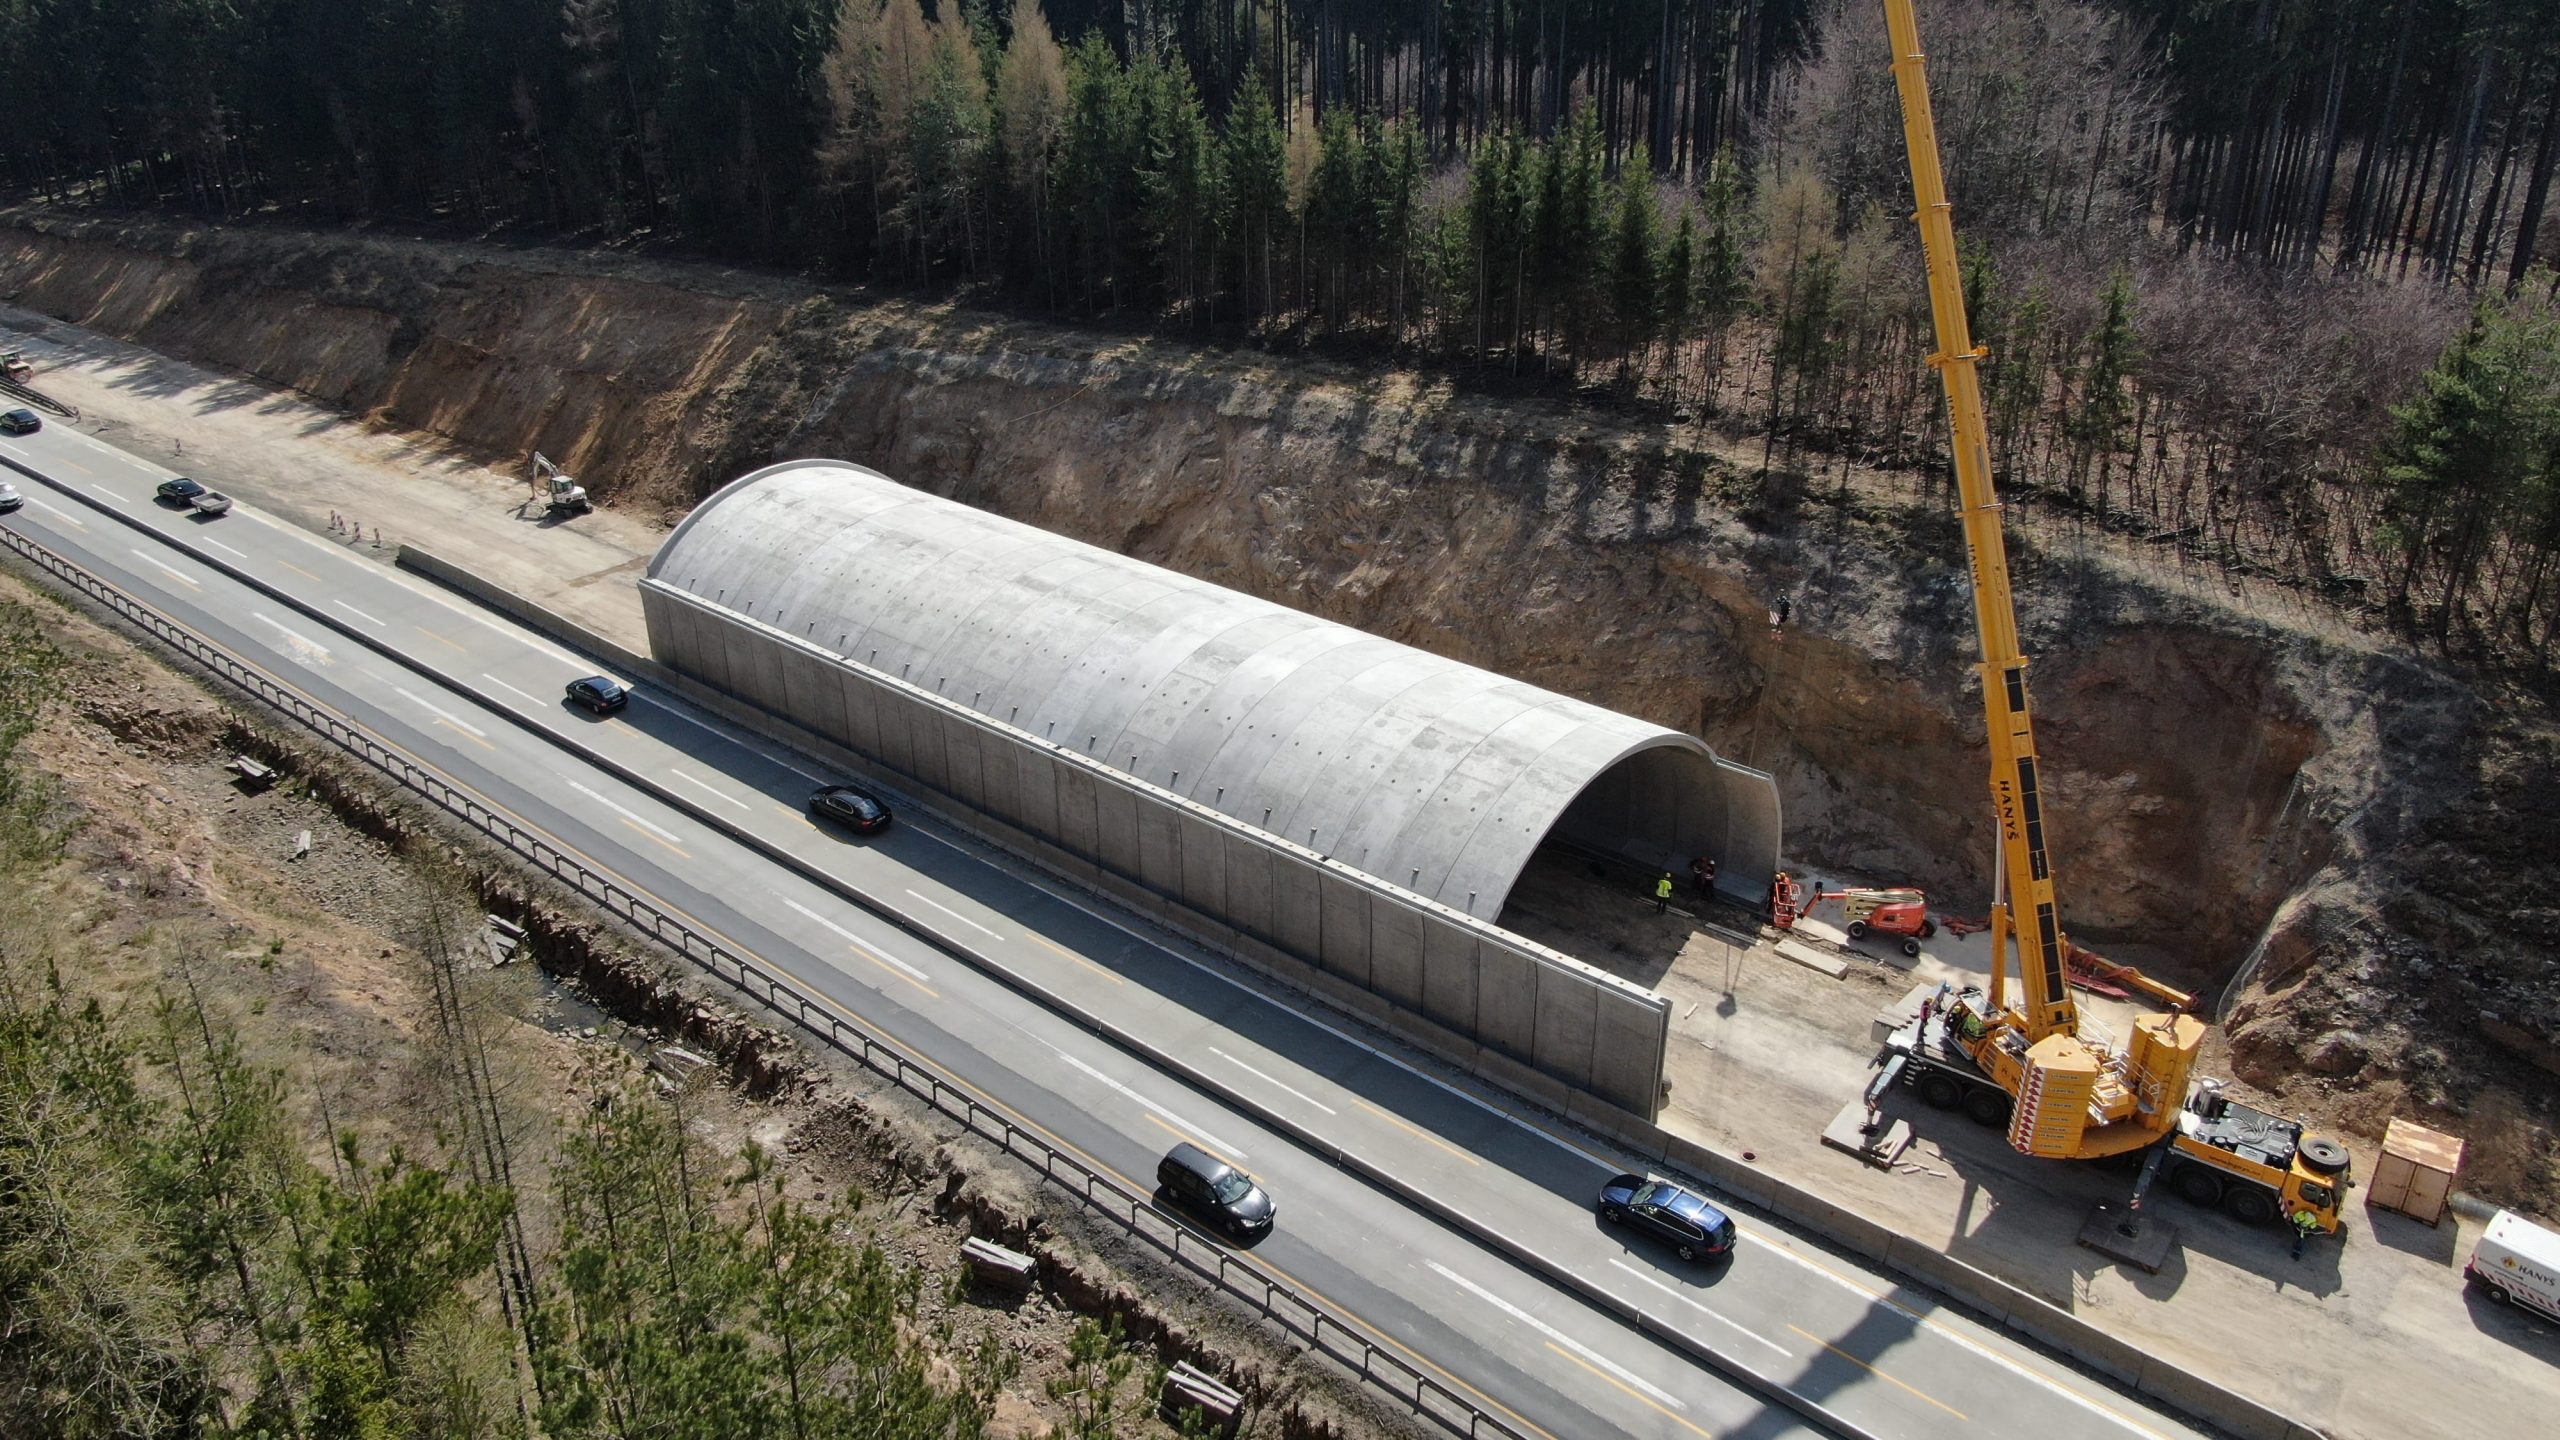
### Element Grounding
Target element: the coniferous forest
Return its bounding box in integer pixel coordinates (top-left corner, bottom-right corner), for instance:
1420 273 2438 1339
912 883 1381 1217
4 0 2560 661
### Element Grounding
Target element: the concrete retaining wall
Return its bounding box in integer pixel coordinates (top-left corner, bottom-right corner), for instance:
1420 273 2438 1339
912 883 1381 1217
396 545 2319 1440
520 567 1666 1117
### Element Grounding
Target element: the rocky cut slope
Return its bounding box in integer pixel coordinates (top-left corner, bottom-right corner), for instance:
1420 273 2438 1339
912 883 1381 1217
0 209 2550 1208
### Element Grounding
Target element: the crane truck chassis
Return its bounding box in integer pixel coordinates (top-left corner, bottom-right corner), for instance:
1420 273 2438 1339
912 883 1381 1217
1868 992 2352 1231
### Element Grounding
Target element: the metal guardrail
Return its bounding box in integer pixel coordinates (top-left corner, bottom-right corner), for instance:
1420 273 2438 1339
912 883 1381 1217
0 522 1541 1440
0 373 79 420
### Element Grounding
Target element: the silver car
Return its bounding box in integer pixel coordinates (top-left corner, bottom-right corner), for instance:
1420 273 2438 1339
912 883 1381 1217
0 481 21 513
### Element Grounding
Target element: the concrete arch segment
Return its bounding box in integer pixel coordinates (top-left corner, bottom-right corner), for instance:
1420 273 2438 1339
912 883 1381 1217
648 460 1780 925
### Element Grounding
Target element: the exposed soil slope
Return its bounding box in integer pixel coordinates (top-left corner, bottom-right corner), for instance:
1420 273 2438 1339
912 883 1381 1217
1 208 2549 1210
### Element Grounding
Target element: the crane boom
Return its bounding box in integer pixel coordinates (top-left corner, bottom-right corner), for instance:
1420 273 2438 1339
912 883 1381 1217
1879 0 2076 1043
1872 0 2206 1164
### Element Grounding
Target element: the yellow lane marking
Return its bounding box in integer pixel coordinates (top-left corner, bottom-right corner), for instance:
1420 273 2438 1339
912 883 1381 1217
277 559 322 582
419 628 467 653
618 816 690 858
1543 1344 1716 1439
1030 931 1124 985
105 636 1549 1440
1789 1324 1967 1420
435 719 495 752
1355 1098 1482 1166
845 939 939 999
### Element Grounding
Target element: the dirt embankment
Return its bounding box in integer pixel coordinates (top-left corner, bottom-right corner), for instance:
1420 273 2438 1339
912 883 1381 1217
1 209 2551 1207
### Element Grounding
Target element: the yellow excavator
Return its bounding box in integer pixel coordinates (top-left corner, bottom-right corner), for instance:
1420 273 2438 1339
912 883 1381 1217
1860 0 2351 1232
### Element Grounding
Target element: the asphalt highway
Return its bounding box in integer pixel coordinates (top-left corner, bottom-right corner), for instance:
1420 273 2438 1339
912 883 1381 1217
0 420 2211 1440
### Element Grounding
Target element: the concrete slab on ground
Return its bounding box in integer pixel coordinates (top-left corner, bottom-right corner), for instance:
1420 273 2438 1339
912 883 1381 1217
2078 1202 2179 1274
1821 1099 1910 1167
1773 938 1848 978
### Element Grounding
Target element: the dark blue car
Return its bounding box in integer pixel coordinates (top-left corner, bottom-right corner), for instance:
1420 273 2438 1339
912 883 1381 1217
564 676 629 714
1598 1173 1736 1261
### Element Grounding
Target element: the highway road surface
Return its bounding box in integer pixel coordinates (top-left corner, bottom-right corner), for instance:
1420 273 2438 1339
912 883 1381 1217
0 419 2213 1440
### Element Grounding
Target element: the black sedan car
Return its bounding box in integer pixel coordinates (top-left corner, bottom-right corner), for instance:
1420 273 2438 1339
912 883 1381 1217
1598 1173 1736 1261
563 675 629 714
807 783 892 834
0 408 39 435
1157 1143 1274 1240
156 476 207 506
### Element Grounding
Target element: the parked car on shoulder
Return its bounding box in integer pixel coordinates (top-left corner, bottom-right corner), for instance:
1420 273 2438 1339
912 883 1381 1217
1157 1143 1274 1240
191 490 232 516
0 408 40 435
807 783 892 834
0 481 21 513
1598 1173 1736 1262
156 476 207 506
563 676 629 714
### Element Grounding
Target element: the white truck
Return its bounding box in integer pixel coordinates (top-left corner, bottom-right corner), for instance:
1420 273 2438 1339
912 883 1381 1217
2465 1209 2560 1319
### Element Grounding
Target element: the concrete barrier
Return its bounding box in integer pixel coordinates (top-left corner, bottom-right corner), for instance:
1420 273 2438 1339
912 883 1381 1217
355 543 2318 1440
636 575 1677 1118
15 472 2316 1440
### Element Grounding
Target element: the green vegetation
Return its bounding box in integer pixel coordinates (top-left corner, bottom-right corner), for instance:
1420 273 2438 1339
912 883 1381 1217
0 608 1181 1437
1 1 2555 657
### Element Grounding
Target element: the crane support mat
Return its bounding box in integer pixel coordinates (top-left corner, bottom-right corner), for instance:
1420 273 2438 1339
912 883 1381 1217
2076 1201 2178 1274
1821 1099 1913 1167
1774 939 1849 978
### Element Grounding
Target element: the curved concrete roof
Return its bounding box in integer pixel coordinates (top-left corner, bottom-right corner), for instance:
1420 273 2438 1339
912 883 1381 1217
652 460 1760 921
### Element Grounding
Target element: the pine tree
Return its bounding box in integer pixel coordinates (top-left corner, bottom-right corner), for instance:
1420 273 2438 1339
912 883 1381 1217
2069 266 2141 505
1610 143 1661 376
993 0 1070 300
1694 146 1751 413
1220 78 1289 318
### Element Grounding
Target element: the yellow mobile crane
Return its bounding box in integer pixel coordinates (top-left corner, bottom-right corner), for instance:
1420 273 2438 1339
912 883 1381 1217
1861 0 2351 1232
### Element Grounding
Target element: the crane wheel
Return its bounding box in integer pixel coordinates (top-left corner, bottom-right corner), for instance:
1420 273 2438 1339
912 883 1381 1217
1962 1089 2012 1128
1919 1074 1964 1109
1920 919 1938 938
1901 938 1923 957
2225 1187 2279 1226
2299 1136 2351 1174
1848 920 1870 940
2173 1166 2226 1209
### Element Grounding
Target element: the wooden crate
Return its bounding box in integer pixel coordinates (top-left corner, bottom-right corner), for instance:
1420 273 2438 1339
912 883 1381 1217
2367 1117 2463 1226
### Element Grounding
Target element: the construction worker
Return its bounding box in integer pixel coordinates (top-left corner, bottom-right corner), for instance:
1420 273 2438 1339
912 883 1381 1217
2290 1206 2321 1261
1654 872 1675 914
1690 854 1717 897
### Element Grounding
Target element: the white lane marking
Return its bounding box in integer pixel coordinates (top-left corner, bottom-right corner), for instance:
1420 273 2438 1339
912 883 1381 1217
333 599 385 627
931 825 2141 1418
482 674 547 708
251 612 332 666
668 768 750 812
1606 1259 1790 1356
201 537 248 560
393 688 488 738
126 547 201 589
1048 1047 1245 1160
780 897 930 981
1208 1047 1336 1115
642 700 827 783
27 498 86 529
952 838 1623 1169
905 888 997 937
564 780 684 846
1426 1260 1685 1409
85 482 119 501
1765 1243 2172 1438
